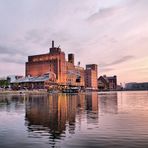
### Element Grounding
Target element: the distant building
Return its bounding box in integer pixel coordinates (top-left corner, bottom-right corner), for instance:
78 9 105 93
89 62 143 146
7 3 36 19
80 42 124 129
98 76 109 90
117 84 123 91
107 76 117 90
125 82 148 90
85 64 98 90
98 75 117 91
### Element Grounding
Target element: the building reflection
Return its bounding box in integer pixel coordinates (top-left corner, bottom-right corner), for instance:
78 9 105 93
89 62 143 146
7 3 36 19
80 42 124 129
86 92 99 124
99 92 118 114
25 93 99 145
25 94 76 140
0 95 25 112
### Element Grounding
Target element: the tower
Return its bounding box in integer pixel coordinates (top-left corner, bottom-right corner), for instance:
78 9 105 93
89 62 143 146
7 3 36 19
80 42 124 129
68 53 74 65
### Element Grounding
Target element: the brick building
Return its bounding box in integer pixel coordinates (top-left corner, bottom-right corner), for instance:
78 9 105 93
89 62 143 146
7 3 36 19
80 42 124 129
98 75 117 91
26 41 85 88
107 76 117 90
85 64 98 90
26 41 66 85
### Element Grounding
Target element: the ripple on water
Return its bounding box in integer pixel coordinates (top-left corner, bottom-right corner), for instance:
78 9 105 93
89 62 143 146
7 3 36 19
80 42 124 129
0 92 148 148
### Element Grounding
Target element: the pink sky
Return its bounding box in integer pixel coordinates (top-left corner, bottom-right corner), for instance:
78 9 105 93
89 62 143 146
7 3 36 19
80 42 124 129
0 0 148 84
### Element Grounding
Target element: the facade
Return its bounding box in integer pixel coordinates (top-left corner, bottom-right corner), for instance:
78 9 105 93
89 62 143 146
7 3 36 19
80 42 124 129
98 76 109 90
66 53 85 87
98 75 117 91
107 76 117 90
85 64 98 90
26 41 66 85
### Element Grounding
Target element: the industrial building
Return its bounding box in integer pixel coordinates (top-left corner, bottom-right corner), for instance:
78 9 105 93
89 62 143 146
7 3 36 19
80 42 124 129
85 64 98 90
26 41 67 85
10 41 98 90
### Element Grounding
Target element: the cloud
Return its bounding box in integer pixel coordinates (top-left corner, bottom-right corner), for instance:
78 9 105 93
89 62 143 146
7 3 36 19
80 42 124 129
0 57 24 65
0 44 28 65
87 6 121 22
100 67 114 72
24 26 74 50
0 54 25 64
100 55 134 67
0 44 28 56
25 29 47 44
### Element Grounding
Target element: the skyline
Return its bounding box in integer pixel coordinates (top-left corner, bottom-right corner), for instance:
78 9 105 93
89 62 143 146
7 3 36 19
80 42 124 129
0 0 148 83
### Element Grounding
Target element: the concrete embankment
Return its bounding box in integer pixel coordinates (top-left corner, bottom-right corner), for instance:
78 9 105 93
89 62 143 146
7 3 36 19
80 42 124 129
0 90 48 95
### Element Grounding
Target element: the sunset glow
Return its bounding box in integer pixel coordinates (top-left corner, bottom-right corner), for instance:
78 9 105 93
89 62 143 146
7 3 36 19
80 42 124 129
0 0 148 83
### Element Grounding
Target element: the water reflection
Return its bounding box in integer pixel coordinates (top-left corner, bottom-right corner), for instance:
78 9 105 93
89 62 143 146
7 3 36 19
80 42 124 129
99 92 118 114
25 93 99 146
0 95 25 113
1 92 148 147
86 93 99 124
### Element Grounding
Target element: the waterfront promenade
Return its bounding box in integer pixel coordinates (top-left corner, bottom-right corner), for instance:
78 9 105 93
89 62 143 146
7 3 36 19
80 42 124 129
0 89 48 95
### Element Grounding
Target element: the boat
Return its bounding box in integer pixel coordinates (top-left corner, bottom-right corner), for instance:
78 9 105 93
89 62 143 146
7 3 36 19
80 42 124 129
62 87 80 93
48 90 61 94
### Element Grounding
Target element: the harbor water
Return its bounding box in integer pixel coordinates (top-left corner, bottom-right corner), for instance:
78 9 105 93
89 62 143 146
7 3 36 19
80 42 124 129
0 91 148 148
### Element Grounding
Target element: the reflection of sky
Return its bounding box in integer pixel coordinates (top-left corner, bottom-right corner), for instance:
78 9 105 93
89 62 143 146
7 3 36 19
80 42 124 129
99 92 118 114
98 91 148 141
0 92 148 147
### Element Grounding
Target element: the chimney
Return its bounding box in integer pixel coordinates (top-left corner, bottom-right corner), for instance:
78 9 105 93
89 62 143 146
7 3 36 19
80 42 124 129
68 54 74 65
52 40 54 48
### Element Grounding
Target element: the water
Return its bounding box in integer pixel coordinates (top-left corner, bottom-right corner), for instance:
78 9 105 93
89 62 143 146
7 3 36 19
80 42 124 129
0 91 148 148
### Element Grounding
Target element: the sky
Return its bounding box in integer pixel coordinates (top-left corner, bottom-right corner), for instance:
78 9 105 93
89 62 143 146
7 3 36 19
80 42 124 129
0 0 148 84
